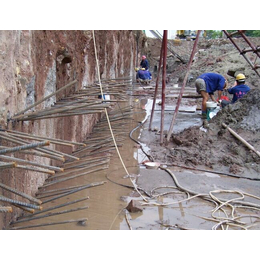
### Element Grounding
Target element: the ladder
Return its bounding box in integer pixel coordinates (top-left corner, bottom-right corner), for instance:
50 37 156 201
223 30 260 78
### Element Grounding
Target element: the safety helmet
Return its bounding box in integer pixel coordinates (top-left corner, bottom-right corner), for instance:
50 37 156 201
236 73 246 81
142 55 146 59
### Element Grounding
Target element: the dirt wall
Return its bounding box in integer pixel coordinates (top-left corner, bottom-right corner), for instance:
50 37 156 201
0 30 143 229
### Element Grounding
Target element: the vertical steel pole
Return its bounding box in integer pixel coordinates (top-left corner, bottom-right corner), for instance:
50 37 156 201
166 31 201 143
160 30 167 144
148 34 165 131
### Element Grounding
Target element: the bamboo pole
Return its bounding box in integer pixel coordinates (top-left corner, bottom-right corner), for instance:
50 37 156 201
222 123 260 157
13 79 77 118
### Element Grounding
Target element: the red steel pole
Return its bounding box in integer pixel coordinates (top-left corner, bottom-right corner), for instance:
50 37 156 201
166 30 201 143
160 30 167 144
149 34 165 131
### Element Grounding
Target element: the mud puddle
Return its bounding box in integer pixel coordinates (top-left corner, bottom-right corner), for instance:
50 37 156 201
10 89 260 230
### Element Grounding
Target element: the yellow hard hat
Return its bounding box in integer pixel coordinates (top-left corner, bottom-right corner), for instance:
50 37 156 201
236 73 246 81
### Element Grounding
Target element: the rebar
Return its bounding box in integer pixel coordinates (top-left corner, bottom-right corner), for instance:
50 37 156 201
0 154 63 172
0 182 42 204
15 197 89 221
10 217 88 230
42 181 106 204
0 206 12 213
0 162 17 170
6 130 86 147
0 140 50 154
0 195 43 210
10 205 89 225
13 79 77 118
16 165 55 175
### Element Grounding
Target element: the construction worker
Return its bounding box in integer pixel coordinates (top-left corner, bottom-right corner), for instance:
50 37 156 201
221 73 250 108
140 55 149 70
195 72 228 118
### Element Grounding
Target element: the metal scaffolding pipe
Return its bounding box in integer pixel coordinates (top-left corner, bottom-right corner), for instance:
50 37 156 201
166 31 201 143
160 30 168 144
149 31 165 131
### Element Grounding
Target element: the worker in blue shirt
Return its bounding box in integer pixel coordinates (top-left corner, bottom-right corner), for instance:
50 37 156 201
195 72 227 117
140 55 149 70
221 73 250 108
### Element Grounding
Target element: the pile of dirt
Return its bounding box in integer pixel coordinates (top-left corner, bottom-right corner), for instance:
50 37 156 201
166 89 260 178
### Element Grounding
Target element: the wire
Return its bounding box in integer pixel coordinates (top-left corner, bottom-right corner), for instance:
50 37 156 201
92 30 148 202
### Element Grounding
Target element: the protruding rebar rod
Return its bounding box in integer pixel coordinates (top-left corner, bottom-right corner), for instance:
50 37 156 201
42 181 106 204
0 162 17 170
0 206 12 213
15 197 89 221
0 182 42 204
9 217 88 230
6 130 86 147
13 80 77 118
0 155 63 172
0 140 50 155
10 206 89 225
0 195 43 210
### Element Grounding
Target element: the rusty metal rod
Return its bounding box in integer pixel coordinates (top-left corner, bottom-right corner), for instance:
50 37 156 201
0 154 64 172
41 167 108 188
10 206 89 225
46 160 109 181
0 145 65 162
13 79 77 118
17 110 105 121
15 197 89 221
0 182 42 204
0 195 43 210
166 30 201 143
42 181 106 204
160 30 168 144
15 205 35 214
0 162 17 170
0 206 12 213
149 29 164 131
6 130 86 147
10 217 88 230
16 165 55 175
0 139 50 154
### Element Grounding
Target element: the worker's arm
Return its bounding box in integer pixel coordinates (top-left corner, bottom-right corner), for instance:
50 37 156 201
209 92 216 102
217 90 222 101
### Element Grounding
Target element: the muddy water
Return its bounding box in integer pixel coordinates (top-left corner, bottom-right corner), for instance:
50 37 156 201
10 97 149 230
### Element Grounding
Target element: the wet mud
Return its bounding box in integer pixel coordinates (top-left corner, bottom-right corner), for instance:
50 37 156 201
9 83 260 230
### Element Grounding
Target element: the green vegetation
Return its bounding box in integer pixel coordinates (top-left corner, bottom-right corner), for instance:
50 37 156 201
205 30 260 39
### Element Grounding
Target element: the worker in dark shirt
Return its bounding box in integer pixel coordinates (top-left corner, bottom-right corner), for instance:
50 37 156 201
221 73 250 108
195 72 227 117
140 55 149 70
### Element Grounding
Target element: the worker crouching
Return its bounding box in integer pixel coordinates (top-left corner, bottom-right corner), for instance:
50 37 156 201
195 72 228 118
